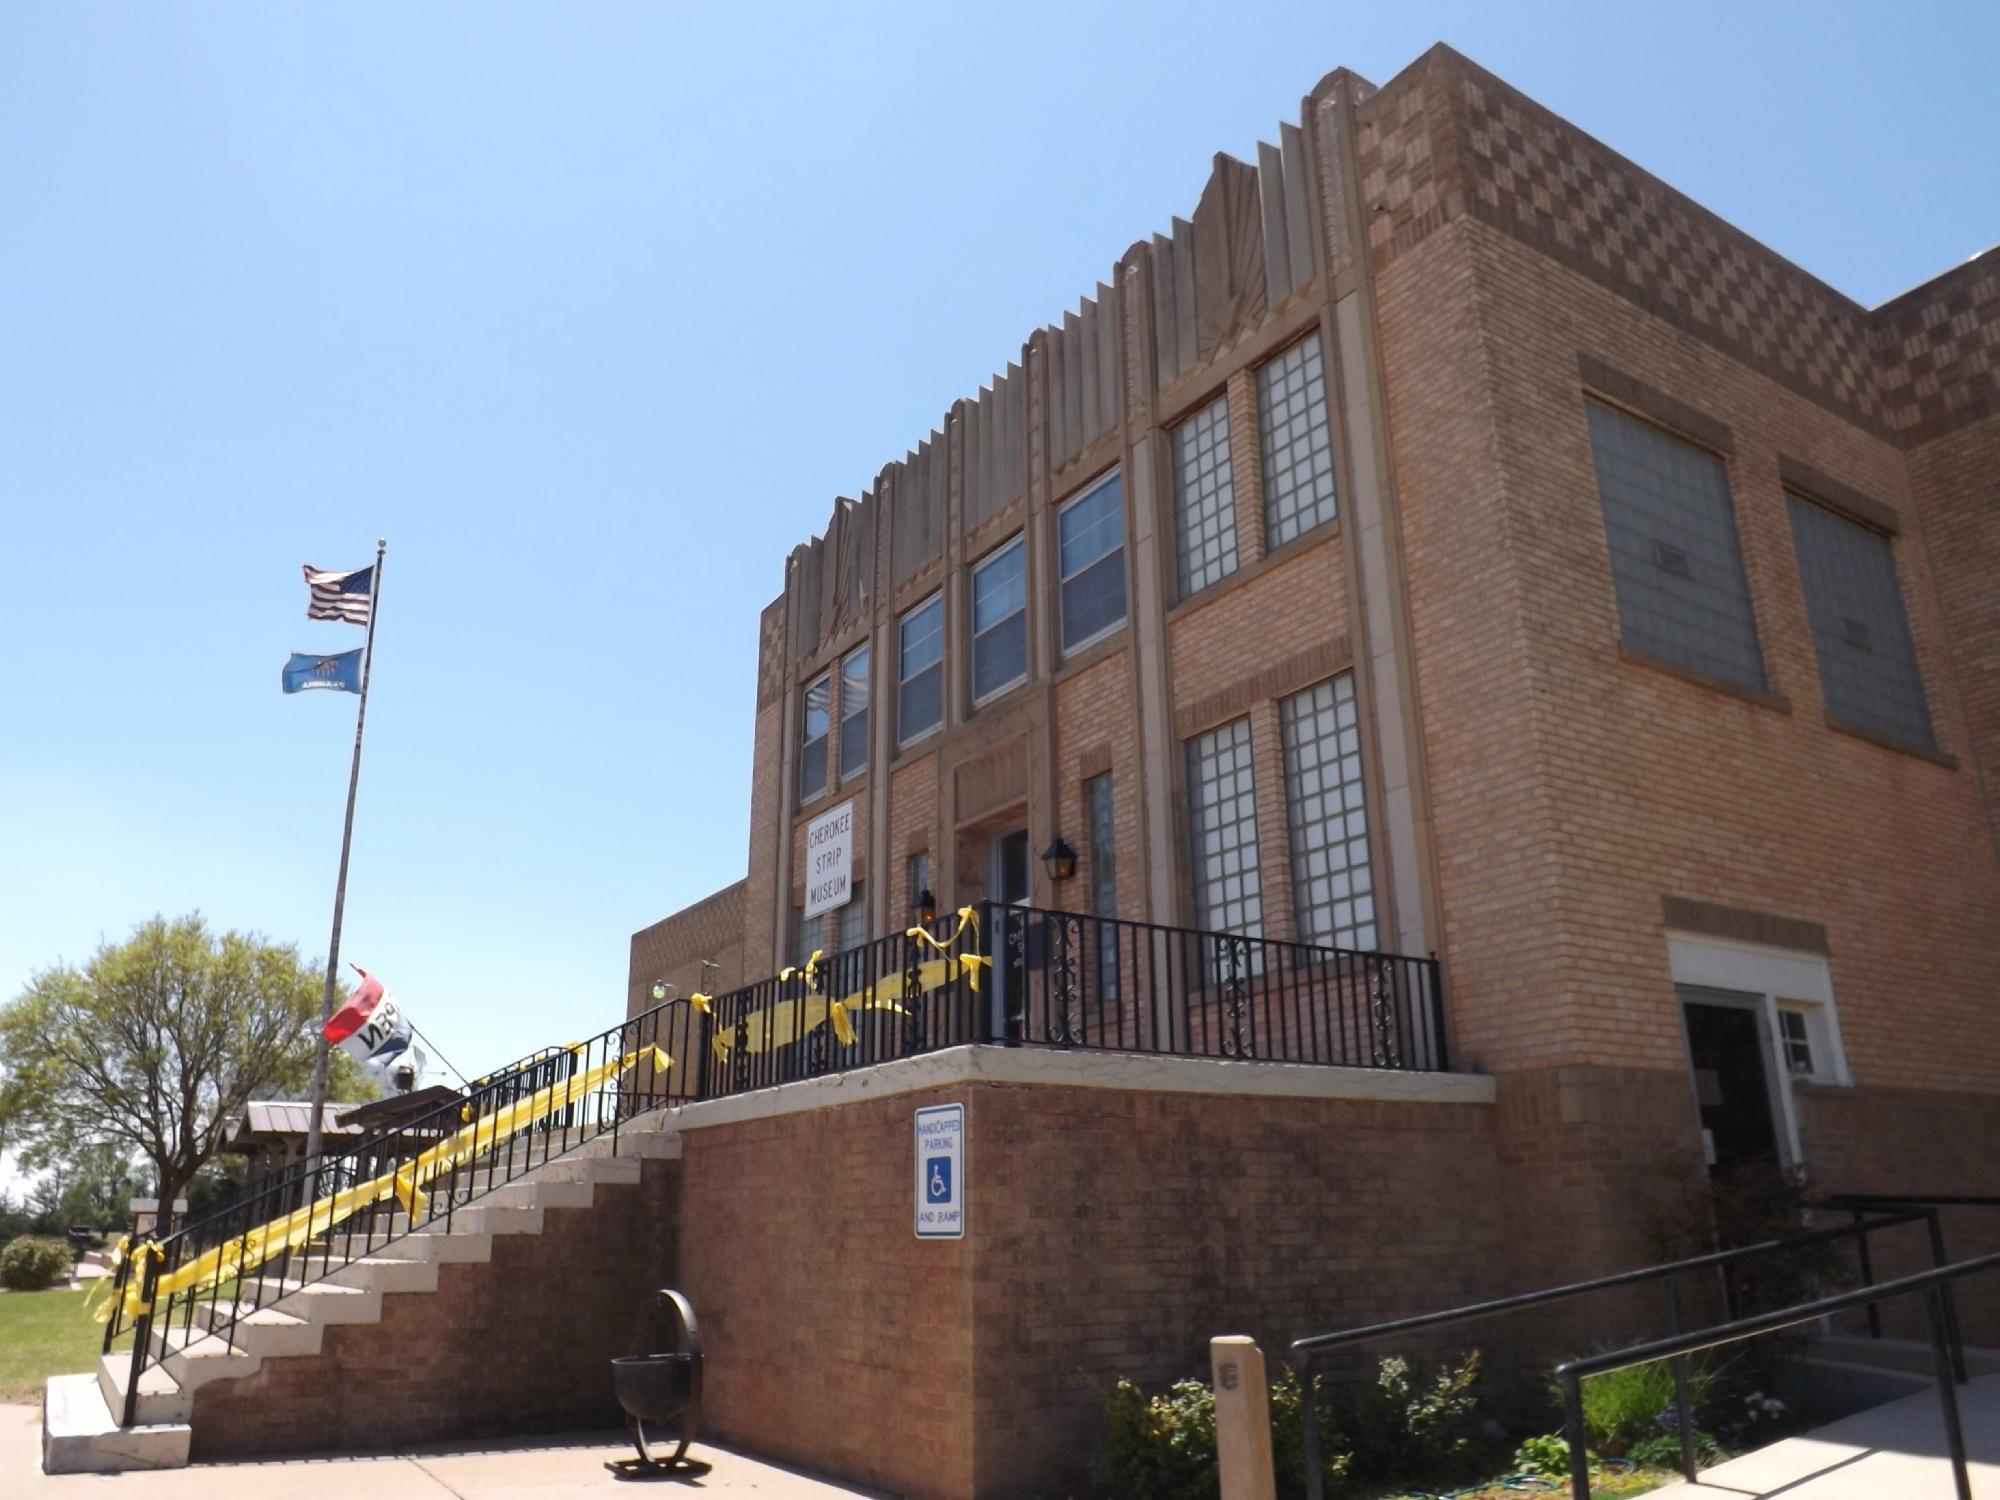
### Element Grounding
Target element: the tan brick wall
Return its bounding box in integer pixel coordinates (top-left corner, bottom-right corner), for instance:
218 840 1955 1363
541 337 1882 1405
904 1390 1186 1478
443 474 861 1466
675 1081 1509 1500
627 880 746 1022
1903 410 2000 850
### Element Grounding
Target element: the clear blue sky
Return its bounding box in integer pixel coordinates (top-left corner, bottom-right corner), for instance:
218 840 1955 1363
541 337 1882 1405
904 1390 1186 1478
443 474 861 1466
3 2 1993 1104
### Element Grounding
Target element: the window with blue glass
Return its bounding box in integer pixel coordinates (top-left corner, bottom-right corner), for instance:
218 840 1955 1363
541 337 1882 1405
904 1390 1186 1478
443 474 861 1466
898 595 943 746
1058 471 1126 653
798 673 830 803
971 536 1028 704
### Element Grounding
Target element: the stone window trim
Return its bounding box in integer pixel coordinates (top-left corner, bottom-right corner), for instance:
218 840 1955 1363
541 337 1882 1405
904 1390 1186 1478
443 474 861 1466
1577 352 1736 456
1823 716 1958 769
1617 641 1792 715
1162 511 1343 630
1777 455 1902 537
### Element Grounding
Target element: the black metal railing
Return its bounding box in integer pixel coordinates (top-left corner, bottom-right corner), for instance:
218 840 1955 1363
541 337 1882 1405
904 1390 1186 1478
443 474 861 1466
1289 1206 1959 1499
1813 1193 2000 1344
990 905 1448 1071
1555 1253 2000 1500
102 903 1445 1427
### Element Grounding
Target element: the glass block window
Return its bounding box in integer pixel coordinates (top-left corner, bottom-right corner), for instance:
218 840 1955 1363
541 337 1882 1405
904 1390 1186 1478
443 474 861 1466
898 595 943 745
1257 335 1338 547
1279 674 1376 951
1584 400 1766 691
798 673 830 803
792 907 818 969
1786 496 1934 748
839 644 870 778
1085 771 1118 1000
1172 394 1238 597
1778 1007 1815 1078
905 851 931 923
837 881 866 954
1185 717 1262 938
971 536 1028 703
1058 471 1127 652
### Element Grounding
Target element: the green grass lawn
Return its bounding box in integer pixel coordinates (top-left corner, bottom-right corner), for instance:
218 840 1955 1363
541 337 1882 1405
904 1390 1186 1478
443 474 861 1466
0 1288 109 1403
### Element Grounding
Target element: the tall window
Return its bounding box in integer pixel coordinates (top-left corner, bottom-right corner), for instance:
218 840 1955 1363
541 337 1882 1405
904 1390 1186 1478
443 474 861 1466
971 536 1028 704
898 595 943 745
1584 399 1765 691
798 674 830 803
1172 394 1238 597
837 881 866 954
839 644 871 778
1279 674 1376 951
1786 495 1934 749
1185 717 1262 938
1258 335 1338 547
906 851 932 924
1085 771 1118 1000
1058 471 1126 652
792 907 818 969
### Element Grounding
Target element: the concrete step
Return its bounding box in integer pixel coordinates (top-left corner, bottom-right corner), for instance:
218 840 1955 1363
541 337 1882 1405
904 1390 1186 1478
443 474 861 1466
154 1322 265 1395
95 1347 189 1426
1809 1334 2000 1379
239 1275 385 1323
323 1254 439 1296
42 1373 190 1474
193 1302 324 1358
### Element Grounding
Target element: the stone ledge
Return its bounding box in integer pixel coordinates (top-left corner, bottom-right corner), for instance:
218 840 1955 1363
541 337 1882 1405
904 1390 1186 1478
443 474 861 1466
668 1045 1495 1132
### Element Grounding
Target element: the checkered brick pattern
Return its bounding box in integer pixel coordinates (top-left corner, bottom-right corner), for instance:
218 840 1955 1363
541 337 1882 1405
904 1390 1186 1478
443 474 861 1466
1452 65 1889 437
755 597 788 708
1354 67 1447 266
1870 251 2000 443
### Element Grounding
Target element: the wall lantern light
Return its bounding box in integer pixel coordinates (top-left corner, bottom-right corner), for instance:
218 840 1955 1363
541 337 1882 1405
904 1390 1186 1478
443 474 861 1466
1040 836 1078 884
914 888 938 927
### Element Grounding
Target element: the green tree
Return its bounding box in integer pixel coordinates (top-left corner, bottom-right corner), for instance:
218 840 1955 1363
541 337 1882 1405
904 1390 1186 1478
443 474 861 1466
0 914 376 1218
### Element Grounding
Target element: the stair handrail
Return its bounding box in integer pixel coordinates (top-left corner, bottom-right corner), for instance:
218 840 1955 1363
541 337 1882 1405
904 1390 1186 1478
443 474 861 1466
96 988 708 1424
1552 1252 2000 1500
1289 1204 1954 1500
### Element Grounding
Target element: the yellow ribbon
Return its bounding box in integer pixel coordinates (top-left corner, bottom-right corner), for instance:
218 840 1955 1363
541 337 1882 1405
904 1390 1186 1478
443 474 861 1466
907 906 989 990
97 1046 669 1322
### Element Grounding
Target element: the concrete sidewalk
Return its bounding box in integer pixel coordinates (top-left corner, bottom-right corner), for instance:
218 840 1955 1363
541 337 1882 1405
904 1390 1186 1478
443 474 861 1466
1646 1371 2000 1499
4 1404 891 1499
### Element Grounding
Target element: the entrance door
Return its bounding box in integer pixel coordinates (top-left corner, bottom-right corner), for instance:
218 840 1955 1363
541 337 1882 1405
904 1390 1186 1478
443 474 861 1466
988 827 1031 907
1679 987 1784 1175
987 828 1031 1041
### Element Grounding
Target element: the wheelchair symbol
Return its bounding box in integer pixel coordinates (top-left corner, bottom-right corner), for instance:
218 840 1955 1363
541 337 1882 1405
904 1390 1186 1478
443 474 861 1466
926 1158 952 1202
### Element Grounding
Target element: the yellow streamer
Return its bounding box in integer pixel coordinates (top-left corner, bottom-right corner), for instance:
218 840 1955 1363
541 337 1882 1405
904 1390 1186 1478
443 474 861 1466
906 906 989 990
99 1046 669 1323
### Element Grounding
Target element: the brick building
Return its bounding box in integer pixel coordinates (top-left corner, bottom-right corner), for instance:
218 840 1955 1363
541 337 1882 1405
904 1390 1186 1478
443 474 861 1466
619 40 1999 1495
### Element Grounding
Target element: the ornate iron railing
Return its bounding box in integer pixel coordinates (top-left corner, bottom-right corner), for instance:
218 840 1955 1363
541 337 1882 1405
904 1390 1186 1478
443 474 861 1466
100 905 1444 1424
989 905 1449 1072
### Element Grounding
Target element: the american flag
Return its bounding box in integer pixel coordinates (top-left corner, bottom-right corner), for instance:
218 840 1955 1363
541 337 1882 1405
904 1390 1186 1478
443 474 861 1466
303 564 373 625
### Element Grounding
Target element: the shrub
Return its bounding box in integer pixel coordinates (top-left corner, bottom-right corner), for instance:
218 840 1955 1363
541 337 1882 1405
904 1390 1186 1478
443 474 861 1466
1569 1357 1717 1457
0 1234 74 1290
1627 1429 1721 1471
1099 1378 1218 1500
1513 1432 1580 1478
1098 1353 1479 1499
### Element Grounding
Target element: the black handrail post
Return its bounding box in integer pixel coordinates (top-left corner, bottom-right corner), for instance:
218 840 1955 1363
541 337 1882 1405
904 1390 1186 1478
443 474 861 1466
1924 1283 1973 1500
1664 1275 1698 1483
1922 1208 1968 1384
1427 954 1448 1071
122 1250 160 1429
1560 1369 1589 1500
1853 1208 1882 1340
1299 1359 1326 1500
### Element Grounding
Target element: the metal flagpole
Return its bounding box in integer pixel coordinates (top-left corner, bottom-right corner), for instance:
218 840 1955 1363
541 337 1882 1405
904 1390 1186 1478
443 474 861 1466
303 537 387 1184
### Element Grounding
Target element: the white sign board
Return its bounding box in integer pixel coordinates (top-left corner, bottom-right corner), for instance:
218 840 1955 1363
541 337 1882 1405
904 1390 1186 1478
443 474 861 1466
804 799 855 919
914 1103 965 1239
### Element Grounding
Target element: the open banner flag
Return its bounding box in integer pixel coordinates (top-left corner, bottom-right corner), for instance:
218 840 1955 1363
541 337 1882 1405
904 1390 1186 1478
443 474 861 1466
282 649 363 694
303 563 373 625
324 966 425 1084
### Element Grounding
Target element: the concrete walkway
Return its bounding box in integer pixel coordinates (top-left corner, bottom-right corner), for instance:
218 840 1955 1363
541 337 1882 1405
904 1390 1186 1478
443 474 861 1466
3 1404 890 1499
1646 1371 2000 1499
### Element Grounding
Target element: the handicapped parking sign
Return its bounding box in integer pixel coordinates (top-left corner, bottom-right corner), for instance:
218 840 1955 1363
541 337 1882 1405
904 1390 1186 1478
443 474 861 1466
914 1103 964 1239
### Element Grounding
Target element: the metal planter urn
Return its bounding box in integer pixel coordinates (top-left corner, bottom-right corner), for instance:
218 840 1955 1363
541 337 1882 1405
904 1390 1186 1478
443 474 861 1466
609 1288 703 1468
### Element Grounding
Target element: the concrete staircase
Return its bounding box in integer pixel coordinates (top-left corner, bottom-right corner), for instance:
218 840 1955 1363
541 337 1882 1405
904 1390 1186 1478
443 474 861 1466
41 1111 681 1475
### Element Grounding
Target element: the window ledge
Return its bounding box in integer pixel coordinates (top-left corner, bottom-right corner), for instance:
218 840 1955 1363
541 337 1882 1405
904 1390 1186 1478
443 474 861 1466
1824 717 1956 769
1617 643 1791 714
1167 522 1341 625
1791 1077 1858 1096
1054 630 1128 684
